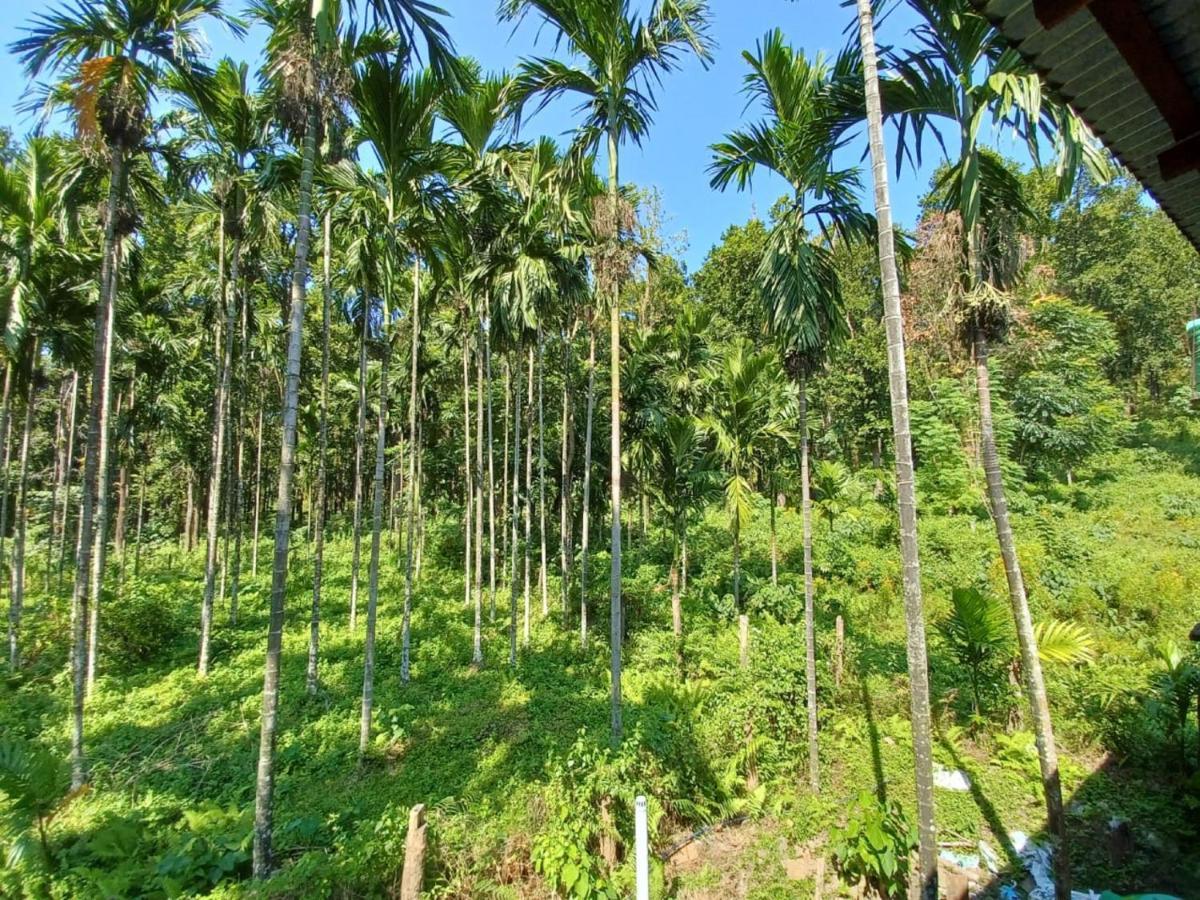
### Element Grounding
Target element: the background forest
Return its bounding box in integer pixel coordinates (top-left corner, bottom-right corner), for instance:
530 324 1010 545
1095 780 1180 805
0 0 1198 898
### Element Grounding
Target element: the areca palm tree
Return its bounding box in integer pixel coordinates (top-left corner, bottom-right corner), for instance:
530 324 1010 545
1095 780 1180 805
700 338 787 669
711 29 877 793
11 0 239 791
247 0 458 877
501 0 713 743
887 4 1110 887
850 0 938 891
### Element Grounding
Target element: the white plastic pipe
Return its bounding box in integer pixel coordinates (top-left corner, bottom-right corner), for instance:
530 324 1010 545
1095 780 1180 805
634 794 649 900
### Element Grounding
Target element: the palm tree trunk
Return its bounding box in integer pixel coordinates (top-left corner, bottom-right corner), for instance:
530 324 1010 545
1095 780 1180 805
484 316 497 621
306 212 333 695
502 359 510 582
607 128 624 745
86 239 123 696
252 104 317 880
200 218 235 677
580 322 597 649
473 341 484 665
538 327 548 618
133 473 145 579
509 353 523 667
854 2 937 891
462 330 472 609
229 259 247 625
349 286 369 630
975 331 1069 897
71 144 125 789
735 519 747 668
0 362 16 607
559 325 575 626
46 376 67 594
769 473 778 588
8 358 36 668
799 378 819 792
251 404 263 578
360 297 389 753
523 346 533 644
401 257 421 683
56 371 79 594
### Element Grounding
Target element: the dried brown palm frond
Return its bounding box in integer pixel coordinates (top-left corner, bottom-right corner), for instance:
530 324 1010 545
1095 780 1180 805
590 193 636 297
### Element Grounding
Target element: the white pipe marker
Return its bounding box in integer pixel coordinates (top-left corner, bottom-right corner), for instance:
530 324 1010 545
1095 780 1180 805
635 794 649 900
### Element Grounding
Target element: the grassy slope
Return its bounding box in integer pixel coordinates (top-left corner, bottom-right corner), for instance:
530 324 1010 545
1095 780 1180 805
3 417 1199 898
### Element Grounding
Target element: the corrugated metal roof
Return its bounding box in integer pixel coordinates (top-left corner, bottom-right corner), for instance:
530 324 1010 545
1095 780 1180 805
980 0 1200 250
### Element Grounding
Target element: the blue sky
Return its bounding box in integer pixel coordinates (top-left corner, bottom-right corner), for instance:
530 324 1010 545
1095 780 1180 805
0 0 950 272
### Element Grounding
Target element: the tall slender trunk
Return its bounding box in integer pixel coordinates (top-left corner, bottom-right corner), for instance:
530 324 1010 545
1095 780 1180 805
559 325 575 626
253 104 317 880
71 144 125 789
8 356 36 668
86 239 122 695
251 405 264 578
46 376 67 593
975 331 1069 897
200 218 235 677
769 474 778 588
307 212 332 695
579 323 597 649
184 470 194 553
799 379 819 792
0 363 16 610
56 371 79 593
462 330 472 610
401 257 421 683
854 3 937 891
473 341 484 665
734 518 747 668
229 260 248 625
133 473 145 578
537 327 547 618
349 288 370 630
485 319 497 620
523 346 533 645
502 359 510 582
360 297 389 753
508 353 523 667
607 128 624 745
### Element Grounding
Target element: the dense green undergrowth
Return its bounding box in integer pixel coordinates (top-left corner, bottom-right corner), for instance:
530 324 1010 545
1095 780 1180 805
2 414 1199 898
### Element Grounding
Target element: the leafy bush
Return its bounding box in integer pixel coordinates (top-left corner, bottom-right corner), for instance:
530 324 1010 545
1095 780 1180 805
101 580 190 669
830 792 917 898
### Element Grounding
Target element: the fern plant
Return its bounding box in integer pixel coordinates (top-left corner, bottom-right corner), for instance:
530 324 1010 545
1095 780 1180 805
0 737 67 870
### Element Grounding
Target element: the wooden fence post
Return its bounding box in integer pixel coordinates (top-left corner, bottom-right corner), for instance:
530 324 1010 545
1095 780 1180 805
400 803 427 900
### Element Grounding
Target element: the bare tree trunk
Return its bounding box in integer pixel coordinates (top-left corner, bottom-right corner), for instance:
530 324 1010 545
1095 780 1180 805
46 376 67 594
523 346 533 645
735 520 747 669
8 357 36 668
71 144 125 789
56 371 79 594
559 325 575 626
769 474 778 588
473 341 484 665
253 105 316 880
800 379 819 792
485 318 497 621
607 130 624 745
307 212 332 695
133 473 145 579
502 359 510 585
975 331 1069 897
360 297 389 753
401 258 421 683
349 289 370 630
229 266 248 625
537 327 547 618
251 404 263 578
184 470 194 554
86 238 123 696
200 219 234 677
854 4 938 891
0 363 16 611
509 353 523 667
462 331 472 609
580 323 596 649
